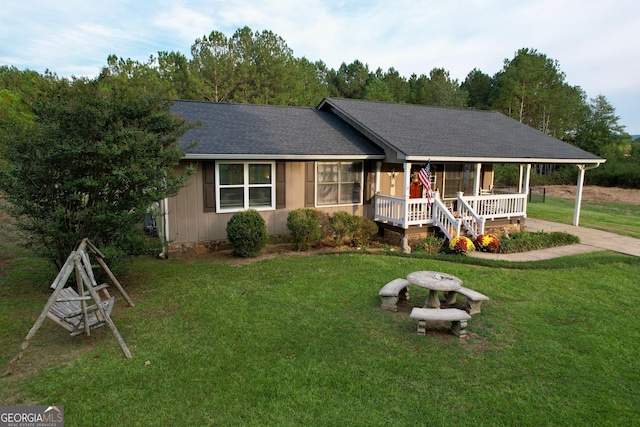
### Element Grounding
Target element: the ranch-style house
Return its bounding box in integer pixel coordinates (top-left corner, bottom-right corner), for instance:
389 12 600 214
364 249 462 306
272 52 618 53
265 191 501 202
155 97 604 256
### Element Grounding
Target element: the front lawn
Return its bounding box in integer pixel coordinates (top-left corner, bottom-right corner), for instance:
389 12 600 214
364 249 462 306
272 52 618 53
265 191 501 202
527 195 640 239
2 250 639 425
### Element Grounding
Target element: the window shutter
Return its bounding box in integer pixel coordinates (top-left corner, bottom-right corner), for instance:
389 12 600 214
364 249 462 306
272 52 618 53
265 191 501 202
203 162 216 212
276 161 286 209
363 161 374 204
305 162 315 207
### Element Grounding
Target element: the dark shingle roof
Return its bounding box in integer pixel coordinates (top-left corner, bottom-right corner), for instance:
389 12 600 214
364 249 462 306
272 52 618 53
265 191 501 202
171 100 385 159
319 98 603 163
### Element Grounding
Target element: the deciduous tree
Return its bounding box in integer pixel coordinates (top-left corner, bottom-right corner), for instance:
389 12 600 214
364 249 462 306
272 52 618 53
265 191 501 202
491 48 583 137
575 94 631 156
0 75 193 268
462 68 493 110
427 68 468 108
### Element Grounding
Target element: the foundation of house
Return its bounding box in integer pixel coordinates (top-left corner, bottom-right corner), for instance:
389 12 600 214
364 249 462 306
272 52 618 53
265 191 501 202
377 222 438 249
376 217 525 253
167 235 292 258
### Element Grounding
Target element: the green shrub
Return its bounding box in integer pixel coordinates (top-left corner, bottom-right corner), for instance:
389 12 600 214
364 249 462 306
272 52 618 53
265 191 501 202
529 166 578 186
226 210 268 257
98 229 163 275
286 208 322 250
587 158 640 188
418 236 445 254
494 164 520 186
353 217 379 246
317 211 332 242
498 231 579 253
328 211 361 246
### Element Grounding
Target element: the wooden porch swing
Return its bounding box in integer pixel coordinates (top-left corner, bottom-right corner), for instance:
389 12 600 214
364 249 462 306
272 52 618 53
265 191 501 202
4 239 135 376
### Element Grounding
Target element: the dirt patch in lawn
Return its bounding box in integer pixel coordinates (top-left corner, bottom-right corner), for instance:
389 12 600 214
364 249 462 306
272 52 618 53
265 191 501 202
538 185 640 205
200 243 380 266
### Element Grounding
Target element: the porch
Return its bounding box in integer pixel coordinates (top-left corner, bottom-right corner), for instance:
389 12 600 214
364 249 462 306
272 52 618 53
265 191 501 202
374 191 527 240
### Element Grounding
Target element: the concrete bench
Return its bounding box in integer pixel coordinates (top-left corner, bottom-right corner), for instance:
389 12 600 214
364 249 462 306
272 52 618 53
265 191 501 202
410 307 472 338
444 287 489 315
379 278 410 311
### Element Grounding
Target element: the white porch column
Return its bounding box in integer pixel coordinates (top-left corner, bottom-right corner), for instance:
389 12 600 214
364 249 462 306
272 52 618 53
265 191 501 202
574 165 585 226
522 164 531 215
403 163 411 194
474 163 481 195
375 161 381 194
522 164 531 193
402 162 412 253
573 163 600 226
518 164 525 193
403 162 411 204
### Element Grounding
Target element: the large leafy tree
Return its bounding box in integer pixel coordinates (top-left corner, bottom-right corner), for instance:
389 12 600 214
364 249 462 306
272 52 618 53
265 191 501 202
328 60 371 99
363 77 395 102
187 27 325 106
407 73 430 105
189 30 239 102
155 50 194 100
285 57 328 106
0 75 193 268
462 68 493 110
491 48 585 138
575 94 631 156
426 68 468 108
372 67 410 103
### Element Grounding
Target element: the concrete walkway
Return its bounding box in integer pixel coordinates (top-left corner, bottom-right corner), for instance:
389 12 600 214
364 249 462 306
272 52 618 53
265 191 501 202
470 218 640 261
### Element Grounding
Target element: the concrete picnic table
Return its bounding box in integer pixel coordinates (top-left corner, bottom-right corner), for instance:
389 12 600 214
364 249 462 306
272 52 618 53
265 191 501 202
406 271 462 309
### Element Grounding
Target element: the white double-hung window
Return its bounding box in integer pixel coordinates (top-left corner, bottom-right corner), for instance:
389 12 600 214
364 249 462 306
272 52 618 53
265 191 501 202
316 161 363 206
216 162 275 212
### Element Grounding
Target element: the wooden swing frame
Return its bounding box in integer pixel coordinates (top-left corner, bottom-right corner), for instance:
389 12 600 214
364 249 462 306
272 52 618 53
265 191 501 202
4 239 135 376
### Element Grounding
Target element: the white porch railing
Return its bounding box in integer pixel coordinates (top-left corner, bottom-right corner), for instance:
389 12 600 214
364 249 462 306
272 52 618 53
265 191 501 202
374 195 434 228
431 198 459 240
462 193 527 220
374 192 527 238
457 194 485 239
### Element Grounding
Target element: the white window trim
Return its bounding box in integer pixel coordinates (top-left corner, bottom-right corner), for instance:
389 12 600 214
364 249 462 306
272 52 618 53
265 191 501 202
315 161 364 207
215 161 276 213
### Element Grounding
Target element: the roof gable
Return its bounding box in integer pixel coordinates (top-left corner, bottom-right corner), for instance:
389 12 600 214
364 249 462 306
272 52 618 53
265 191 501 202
318 98 603 164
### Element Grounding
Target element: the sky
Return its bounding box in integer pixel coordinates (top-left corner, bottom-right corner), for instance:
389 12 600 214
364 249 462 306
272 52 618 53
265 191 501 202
1 0 639 134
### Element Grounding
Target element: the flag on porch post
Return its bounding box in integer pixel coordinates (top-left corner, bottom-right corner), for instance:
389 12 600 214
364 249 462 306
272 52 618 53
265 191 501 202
418 161 432 206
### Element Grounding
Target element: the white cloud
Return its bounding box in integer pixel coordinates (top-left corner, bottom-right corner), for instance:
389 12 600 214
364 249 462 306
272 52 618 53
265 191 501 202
154 5 216 43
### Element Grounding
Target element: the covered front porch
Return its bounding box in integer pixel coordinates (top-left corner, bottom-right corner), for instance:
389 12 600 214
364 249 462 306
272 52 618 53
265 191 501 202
374 191 527 240
372 161 531 241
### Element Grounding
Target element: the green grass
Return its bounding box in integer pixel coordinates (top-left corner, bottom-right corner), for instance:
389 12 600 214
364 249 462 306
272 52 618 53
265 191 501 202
527 195 640 238
2 250 640 425
2 193 640 425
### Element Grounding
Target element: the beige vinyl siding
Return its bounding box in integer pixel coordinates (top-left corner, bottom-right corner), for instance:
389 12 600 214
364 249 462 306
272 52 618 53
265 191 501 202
169 161 322 245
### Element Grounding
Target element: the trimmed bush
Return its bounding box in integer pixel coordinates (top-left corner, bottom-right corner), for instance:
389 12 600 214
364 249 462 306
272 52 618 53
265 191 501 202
353 216 379 246
498 231 579 253
226 209 268 257
287 208 322 251
328 211 361 246
418 236 445 254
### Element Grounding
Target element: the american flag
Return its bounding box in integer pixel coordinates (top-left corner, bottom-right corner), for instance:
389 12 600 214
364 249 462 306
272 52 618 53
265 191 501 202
418 161 432 206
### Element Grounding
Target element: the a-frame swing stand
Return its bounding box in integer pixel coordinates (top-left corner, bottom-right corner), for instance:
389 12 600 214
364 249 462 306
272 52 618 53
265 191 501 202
4 239 135 376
